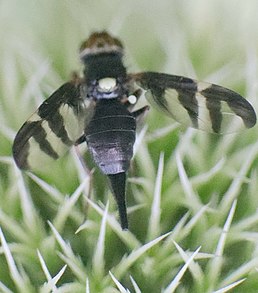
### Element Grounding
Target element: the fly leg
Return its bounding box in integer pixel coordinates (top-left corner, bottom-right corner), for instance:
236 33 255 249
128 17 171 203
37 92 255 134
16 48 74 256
132 105 150 125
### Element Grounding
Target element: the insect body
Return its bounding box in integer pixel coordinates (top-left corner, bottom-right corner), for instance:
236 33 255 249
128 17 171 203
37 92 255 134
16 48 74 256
13 31 256 230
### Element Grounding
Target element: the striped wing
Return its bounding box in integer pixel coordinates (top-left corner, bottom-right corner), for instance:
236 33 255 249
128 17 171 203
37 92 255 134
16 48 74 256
132 72 256 133
13 82 94 170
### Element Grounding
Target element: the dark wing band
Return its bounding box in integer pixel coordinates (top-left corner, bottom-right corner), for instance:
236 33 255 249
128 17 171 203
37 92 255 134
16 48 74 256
132 72 256 133
13 82 93 170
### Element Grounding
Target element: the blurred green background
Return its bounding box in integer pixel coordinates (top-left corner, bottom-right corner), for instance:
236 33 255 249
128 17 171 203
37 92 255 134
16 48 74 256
1 0 258 292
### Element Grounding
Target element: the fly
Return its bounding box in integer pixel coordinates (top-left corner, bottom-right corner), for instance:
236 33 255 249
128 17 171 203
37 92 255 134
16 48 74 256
13 31 256 230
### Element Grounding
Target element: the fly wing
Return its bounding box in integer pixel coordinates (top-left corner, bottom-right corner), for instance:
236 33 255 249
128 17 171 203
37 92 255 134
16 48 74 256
131 72 256 133
13 81 94 170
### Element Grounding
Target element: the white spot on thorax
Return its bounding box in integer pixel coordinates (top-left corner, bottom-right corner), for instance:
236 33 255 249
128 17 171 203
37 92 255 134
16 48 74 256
98 78 117 92
127 95 137 104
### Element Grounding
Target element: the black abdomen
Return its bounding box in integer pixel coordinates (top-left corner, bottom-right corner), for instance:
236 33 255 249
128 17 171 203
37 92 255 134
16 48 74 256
86 100 136 175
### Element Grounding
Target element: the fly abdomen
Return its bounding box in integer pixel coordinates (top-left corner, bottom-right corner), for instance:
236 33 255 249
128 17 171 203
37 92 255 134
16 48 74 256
85 100 136 175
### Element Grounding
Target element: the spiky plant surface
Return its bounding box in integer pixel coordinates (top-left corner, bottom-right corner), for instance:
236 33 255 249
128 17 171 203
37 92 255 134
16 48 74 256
1 0 258 292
